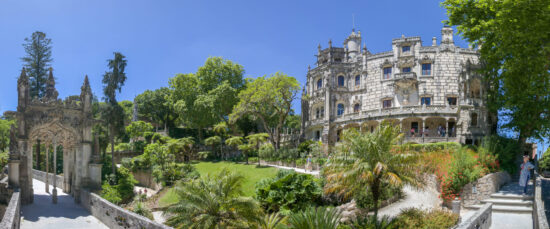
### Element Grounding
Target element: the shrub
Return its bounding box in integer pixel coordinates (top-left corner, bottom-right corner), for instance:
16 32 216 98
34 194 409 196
248 157 259 163
114 142 132 152
116 167 138 203
393 207 458 229
539 149 550 171
479 135 521 175
152 163 199 186
255 170 322 215
341 215 395 229
440 148 484 201
101 182 122 204
402 142 461 152
298 140 315 154
132 201 153 220
287 207 341 229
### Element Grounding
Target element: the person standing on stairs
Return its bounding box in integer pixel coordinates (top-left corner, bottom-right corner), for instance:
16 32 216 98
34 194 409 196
519 155 535 194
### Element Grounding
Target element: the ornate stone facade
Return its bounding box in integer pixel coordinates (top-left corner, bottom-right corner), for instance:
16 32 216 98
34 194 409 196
301 26 492 147
6 68 102 204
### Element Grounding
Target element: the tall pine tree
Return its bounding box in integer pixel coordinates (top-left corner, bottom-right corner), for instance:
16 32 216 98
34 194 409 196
21 31 53 99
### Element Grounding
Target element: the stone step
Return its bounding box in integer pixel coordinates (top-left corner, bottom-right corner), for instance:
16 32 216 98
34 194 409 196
465 204 533 214
480 198 533 207
490 193 533 200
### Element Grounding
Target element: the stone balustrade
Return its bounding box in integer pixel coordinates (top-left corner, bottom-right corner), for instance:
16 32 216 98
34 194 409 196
456 203 492 229
533 171 549 229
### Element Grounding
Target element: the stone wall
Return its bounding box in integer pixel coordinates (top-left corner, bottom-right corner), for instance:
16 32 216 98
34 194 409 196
32 169 64 190
0 191 20 229
460 172 511 206
79 189 171 229
456 203 492 229
533 172 549 229
132 170 160 190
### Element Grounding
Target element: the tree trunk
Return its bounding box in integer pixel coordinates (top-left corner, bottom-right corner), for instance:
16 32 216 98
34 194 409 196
110 127 117 184
372 180 380 219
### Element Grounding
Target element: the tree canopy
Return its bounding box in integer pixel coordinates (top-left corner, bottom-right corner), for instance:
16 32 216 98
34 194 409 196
443 0 550 142
230 72 300 149
21 31 53 99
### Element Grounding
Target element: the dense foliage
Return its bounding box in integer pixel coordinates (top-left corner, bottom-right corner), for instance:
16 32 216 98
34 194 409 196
392 208 458 229
100 167 137 204
287 207 341 229
255 170 322 215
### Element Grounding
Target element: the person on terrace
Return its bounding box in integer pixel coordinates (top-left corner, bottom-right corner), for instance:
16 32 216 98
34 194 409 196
519 155 535 194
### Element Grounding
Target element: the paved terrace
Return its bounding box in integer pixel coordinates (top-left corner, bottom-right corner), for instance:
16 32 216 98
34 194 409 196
20 179 107 229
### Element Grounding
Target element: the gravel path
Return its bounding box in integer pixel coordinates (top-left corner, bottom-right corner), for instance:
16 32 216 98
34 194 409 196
377 184 441 218
20 179 108 229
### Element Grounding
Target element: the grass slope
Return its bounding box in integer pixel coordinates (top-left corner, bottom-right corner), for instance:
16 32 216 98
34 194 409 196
158 161 278 207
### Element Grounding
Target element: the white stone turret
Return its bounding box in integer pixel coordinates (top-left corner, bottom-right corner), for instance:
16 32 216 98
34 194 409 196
344 29 362 60
441 26 454 45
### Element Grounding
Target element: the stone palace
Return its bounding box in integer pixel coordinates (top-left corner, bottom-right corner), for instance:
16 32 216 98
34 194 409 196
301 26 493 146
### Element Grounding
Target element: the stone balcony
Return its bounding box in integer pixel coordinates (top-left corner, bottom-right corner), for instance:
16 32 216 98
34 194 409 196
333 104 459 123
393 72 417 81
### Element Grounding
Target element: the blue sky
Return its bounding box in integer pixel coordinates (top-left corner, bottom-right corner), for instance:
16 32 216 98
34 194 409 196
0 0 547 153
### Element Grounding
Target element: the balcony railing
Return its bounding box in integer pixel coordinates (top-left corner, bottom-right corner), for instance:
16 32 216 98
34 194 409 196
393 72 417 81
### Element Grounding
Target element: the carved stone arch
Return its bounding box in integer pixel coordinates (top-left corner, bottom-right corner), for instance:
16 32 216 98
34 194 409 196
29 121 81 150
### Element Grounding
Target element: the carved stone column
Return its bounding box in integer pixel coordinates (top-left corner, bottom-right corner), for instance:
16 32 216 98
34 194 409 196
45 145 49 194
52 141 57 204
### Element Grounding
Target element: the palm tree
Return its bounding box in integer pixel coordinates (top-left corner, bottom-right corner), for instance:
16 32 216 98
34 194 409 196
225 136 243 161
287 207 341 229
255 212 286 229
213 122 228 159
163 169 262 228
167 137 194 162
323 122 423 219
246 133 269 166
204 136 222 159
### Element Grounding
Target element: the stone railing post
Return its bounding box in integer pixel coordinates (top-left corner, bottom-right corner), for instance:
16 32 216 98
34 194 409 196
452 197 461 215
52 140 57 204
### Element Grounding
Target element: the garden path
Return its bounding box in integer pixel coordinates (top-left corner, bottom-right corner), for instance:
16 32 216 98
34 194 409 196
377 184 441 218
20 179 108 229
261 163 320 175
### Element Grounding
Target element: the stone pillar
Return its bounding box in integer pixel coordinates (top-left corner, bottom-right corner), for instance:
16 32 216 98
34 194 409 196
52 142 57 204
8 159 20 188
446 118 450 141
36 139 41 170
421 118 426 143
45 145 49 193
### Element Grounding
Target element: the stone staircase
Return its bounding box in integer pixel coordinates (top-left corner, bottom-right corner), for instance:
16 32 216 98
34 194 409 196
465 182 533 214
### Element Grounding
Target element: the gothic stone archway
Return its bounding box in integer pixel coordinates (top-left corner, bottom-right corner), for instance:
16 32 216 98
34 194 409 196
7 69 102 204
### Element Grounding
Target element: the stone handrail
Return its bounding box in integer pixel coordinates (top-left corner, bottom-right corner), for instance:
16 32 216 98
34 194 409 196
0 191 20 229
32 169 64 190
455 203 492 229
533 171 549 229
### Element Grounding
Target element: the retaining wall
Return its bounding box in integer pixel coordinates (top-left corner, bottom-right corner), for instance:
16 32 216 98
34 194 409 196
79 189 171 229
533 172 549 229
460 172 511 206
132 170 160 190
32 169 64 190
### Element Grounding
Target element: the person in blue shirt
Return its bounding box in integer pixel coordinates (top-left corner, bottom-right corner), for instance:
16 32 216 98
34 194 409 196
519 155 535 194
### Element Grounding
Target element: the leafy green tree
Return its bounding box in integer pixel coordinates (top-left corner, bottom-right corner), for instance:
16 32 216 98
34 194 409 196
196 56 245 94
443 0 550 144
230 72 300 149
163 169 262 228
135 87 177 133
237 143 253 165
125 121 153 141
323 123 423 218
225 135 243 160
246 133 269 165
0 118 15 153
102 52 128 182
21 31 53 99
287 207 341 229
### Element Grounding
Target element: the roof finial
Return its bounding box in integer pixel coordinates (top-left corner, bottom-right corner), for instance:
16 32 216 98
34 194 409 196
352 13 355 32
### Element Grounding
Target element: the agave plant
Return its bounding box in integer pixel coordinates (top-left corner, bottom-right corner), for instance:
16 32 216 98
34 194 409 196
132 201 153 220
287 207 342 229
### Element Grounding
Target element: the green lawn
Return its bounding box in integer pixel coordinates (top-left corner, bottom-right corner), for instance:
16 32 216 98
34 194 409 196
158 161 279 207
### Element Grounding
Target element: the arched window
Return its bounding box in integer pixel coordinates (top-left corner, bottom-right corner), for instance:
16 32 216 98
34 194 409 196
317 79 323 90
337 104 344 116
338 76 345 87
354 103 361 113
355 75 361 86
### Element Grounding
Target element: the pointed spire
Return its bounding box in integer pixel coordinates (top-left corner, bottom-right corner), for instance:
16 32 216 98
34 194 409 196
328 39 332 48
45 67 58 100
81 75 93 111
18 67 28 85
